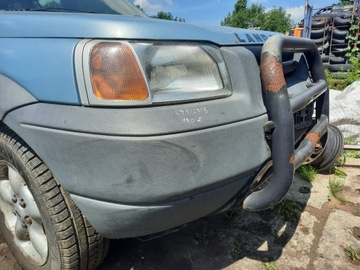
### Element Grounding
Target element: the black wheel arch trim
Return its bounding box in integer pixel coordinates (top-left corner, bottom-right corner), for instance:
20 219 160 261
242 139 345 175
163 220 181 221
0 74 37 120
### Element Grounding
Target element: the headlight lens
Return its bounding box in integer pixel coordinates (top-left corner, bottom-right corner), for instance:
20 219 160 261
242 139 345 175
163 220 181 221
90 42 149 100
133 43 228 103
79 40 231 106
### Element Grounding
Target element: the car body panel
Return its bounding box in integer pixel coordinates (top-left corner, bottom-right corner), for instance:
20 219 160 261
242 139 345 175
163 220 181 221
0 12 276 44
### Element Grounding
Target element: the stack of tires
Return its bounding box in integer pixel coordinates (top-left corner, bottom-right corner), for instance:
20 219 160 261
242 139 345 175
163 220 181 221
309 5 354 73
327 15 352 72
310 17 331 56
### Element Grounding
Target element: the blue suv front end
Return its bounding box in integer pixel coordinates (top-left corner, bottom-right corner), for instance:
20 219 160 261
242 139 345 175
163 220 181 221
1 29 272 237
0 1 341 241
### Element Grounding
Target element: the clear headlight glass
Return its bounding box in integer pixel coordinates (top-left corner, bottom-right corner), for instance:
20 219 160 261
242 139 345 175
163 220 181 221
79 40 232 106
132 42 231 103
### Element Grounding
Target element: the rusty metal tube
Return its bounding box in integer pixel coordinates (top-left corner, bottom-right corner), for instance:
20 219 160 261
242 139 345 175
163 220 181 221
243 35 329 211
294 115 328 168
290 79 327 113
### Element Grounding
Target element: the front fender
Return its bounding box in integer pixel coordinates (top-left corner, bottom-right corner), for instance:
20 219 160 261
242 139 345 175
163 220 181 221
0 38 81 105
0 74 37 120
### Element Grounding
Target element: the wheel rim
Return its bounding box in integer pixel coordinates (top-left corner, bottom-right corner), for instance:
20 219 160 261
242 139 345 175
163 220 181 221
311 125 344 172
0 162 48 265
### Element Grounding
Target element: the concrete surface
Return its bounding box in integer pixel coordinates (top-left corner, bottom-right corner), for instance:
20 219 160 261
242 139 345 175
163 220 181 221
1 159 359 270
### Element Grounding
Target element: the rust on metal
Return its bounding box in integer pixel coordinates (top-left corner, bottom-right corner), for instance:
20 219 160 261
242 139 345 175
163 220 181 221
261 52 286 93
305 132 321 148
289 153 295 164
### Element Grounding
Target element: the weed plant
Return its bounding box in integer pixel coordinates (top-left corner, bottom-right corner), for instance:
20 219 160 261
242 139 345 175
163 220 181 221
344 245 360 261
329 178 346 202
297 164 317 182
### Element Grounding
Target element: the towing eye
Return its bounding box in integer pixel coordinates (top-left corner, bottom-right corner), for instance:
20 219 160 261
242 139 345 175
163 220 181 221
243 35 329 211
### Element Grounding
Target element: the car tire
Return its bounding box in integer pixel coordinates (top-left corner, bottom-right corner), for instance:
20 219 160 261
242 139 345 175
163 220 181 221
333 16 351 27
321 55 329 63
311 18 328 28
329 56 346 64
331 38 348 45
317 42 329 54
310 26 328 39
312 35 329 46
0 125 109 270
311 125 344 172
332 27 348 39
331 47 346 57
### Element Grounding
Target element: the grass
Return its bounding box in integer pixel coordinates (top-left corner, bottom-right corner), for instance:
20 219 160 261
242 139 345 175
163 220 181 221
224 209 238 222
337 137 360 166
183 250 193 265
329 178 346 202
273 198 301 222
331 167 347 178
262 262 277 270
325 56 360 90
194 227 214 245
355 207 360 217
297 164 317 182
345 150 360 159
344 245 360 261
231 240 245 260
329 178 344 194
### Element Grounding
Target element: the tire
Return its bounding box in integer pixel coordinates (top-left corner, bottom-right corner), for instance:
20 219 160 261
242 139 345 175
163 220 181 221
318 47 329 55
331 38 347 45
328 64 352 72
321 55 330 63
0 126 109 270
329 56 346 64
310 26 328 39
333 16 351 27
317 43 329 54
311 18 329 29
331 47 346 57
332 28 348 39
312 35 329 45
311 125 344 172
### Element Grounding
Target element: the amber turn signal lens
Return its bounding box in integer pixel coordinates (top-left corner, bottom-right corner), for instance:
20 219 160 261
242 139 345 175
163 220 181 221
90 42 149 100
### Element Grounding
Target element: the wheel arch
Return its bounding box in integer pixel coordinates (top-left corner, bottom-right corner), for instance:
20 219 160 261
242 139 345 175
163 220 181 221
0 121 110 270
0 74 37 121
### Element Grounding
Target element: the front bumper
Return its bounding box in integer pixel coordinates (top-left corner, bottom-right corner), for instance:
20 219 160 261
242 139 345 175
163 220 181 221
4 103 271 238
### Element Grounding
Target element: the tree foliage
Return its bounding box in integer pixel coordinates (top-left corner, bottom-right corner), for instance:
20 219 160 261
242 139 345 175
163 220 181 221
337 0 352 5
152 11 185 22
135 4 185 22
262 7 293 33
221 0 294 33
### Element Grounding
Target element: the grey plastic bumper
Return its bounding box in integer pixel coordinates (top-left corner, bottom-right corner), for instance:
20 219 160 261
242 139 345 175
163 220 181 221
4 103 271 237
71 175 253 238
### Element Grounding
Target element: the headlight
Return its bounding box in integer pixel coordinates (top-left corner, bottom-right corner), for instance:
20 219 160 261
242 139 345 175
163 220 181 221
90 42 149 101
76 40 231 106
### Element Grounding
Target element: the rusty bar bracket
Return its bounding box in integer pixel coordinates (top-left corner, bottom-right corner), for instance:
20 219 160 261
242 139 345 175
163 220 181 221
290 79 327 113
294 115 328 169
243 35 329 211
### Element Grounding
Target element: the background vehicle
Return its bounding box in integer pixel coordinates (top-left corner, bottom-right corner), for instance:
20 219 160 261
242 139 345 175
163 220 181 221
0 1 343 269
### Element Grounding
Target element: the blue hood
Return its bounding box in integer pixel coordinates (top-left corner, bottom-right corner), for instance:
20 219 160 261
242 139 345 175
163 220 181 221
0 12 278 45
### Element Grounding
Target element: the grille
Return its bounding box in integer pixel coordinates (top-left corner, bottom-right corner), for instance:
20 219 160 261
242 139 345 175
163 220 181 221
294 104 314 129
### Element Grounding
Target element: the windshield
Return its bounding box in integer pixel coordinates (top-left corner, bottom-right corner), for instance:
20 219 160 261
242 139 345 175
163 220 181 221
0 0 146 16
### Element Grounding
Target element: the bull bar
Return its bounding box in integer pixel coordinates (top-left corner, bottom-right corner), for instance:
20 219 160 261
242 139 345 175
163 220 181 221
243 35 329 211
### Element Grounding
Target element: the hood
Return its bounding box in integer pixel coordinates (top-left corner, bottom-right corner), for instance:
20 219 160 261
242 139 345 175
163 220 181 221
0 12 279 45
